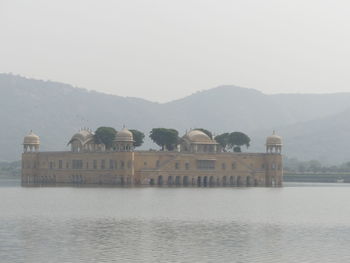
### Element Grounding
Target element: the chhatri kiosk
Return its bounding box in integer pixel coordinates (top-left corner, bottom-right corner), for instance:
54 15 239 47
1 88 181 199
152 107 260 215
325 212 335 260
21 128 283 187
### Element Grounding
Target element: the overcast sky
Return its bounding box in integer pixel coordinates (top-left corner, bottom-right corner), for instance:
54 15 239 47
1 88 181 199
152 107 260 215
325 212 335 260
1 0 350 102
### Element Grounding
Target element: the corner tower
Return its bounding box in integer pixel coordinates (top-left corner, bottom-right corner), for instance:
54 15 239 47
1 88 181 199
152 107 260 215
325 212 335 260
266 131 282 153
265 131 283 187
23 131 40 152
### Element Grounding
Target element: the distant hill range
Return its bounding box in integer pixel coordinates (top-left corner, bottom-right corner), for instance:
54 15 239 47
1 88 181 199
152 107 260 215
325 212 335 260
1 73 350 164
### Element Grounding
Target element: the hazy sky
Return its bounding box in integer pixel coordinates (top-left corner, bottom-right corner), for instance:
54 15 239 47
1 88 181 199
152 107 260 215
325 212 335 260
1 0 350 102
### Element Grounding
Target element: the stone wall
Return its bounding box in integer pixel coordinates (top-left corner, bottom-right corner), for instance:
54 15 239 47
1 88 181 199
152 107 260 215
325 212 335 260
22 151 282 187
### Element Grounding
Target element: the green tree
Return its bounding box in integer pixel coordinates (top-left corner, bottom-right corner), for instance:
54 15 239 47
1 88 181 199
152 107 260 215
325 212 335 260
194 128 213 139
228 132 250 152
149 128 179 151
94 127 117 150
215 133 230 151
129 129 145 147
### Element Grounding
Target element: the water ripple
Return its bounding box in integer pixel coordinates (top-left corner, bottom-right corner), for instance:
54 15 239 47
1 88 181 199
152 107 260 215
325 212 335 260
1 184 350 262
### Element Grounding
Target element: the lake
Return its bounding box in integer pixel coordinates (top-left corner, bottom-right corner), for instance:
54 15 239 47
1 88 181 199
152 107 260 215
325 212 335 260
1 179 350 262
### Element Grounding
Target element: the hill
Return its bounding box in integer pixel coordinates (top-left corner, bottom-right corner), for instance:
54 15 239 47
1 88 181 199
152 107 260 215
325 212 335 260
1 73 350 164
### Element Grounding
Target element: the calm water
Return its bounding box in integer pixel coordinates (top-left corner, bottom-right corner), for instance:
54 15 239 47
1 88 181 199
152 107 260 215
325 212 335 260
1 180 350 263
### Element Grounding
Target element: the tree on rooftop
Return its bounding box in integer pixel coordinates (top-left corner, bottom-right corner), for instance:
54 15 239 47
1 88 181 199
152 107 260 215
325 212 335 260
215 133 230 152
129 129 145 148
228 132 250 152
94 127 116 150
149 128 179 151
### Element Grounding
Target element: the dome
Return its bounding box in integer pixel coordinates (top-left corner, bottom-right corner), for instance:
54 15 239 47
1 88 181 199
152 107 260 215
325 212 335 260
266 131 282 146
115 128 134 142
69 129 94 145
23 131 40 145
185 130 213 143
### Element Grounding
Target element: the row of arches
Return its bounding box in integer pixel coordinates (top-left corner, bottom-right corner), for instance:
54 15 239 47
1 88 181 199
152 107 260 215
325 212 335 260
31 175 56 184
70 175 133 185
25 175 134 186
149 175 260 187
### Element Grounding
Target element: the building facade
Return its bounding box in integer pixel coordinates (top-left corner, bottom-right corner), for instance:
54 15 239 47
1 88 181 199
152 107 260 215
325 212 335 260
21 129 283 187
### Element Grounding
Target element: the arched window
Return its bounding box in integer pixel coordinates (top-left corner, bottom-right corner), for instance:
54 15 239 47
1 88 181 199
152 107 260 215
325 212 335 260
222 163 226 170
271 163 276 170
232 162 236 169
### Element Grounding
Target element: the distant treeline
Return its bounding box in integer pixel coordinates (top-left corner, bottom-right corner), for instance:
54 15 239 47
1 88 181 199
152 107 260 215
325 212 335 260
284 157 350 173
0 161 21 177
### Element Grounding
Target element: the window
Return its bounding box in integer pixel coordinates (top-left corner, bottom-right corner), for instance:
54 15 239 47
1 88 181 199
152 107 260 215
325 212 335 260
49 161 54 170
156 160 160 168
72 160 83 169
121 161 125 169
222 163 226 170
114 160 118 170
185 163 190 170
109 159 114 169
93 160 97 169
128 161 132 169
232 162 236 169
271 163 276 170
261 163 265 169
197 160 215 170
175 162 179 169
101 160 105 169
144 162 147 166
59 160 63 169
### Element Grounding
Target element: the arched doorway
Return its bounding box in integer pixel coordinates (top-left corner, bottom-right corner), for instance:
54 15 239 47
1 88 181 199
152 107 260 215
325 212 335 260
209 176 214 186
246 176 251 186
237 176 241 186
197 176 202 186
203 176 208 187
272 177 276 187
158 175 163 186
254 178 258 186
183 176 189 186
175 176 181 186
167 176 173 186
230 176 234 186
222 176 227 186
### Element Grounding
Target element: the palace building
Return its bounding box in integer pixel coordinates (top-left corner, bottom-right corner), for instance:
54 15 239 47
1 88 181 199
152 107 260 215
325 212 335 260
21 128 283 187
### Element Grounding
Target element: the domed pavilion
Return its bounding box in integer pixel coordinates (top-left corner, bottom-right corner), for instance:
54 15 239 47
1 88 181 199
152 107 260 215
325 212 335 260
266 131 283 153
23 131 40 152
114 128 134 152
180 129 219 153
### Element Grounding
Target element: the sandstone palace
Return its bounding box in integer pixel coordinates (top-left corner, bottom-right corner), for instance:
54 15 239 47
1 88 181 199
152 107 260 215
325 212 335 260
21 128 283 187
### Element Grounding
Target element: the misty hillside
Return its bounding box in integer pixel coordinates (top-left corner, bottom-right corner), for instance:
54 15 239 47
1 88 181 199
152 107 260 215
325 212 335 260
249 108 350 165
1 73 350 164
279 108 350 164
